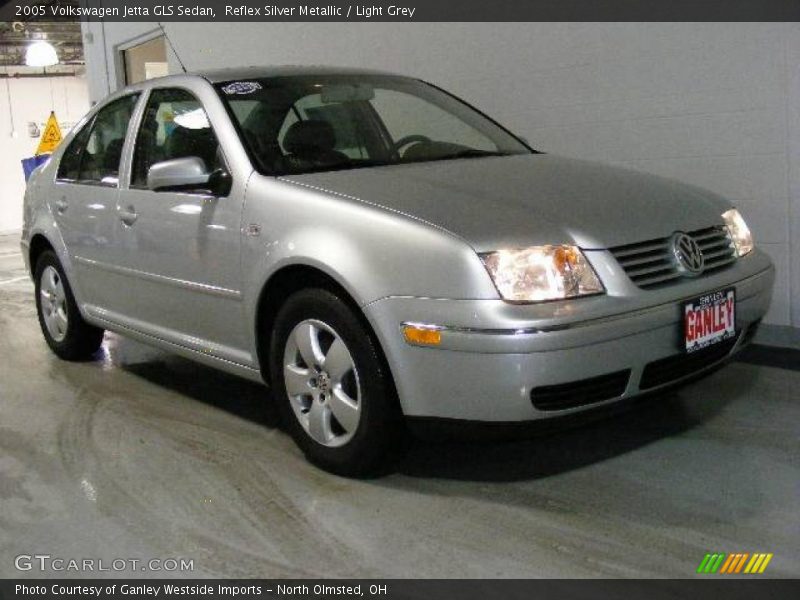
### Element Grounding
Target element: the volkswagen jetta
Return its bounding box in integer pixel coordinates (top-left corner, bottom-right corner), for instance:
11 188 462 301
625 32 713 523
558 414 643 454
22 67 774 475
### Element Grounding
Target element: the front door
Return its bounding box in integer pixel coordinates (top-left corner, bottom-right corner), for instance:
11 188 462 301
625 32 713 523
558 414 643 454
110 87 248 363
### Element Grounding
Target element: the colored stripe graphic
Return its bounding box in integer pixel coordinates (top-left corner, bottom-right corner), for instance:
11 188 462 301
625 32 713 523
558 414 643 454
758 554 773 573
722 553 739 573
745 554 761 573
710 554 726 573
697 553 726 573
699 552 773 574
697 554 712 574
734 553 749 573
697 554 711 573
719 554 735 573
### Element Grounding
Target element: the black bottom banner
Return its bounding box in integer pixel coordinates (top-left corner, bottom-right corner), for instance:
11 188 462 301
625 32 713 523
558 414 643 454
1 579 799 600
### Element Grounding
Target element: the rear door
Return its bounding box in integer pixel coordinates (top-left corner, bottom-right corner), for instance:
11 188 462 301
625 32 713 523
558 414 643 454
53 94 141 309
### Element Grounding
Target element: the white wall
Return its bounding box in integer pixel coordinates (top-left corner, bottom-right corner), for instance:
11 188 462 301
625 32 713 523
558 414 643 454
0 75 90 233
82 22 800 327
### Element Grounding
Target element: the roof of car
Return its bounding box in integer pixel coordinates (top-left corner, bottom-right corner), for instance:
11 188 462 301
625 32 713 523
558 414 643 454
195 65 408 83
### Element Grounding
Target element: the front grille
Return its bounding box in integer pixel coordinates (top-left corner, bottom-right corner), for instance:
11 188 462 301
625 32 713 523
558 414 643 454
639 336 739 390
531 369 630 411
610 226 736 289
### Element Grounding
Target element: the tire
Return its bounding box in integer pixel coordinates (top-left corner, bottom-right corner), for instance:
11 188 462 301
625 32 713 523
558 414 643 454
34 250 104 361
269 288 404 476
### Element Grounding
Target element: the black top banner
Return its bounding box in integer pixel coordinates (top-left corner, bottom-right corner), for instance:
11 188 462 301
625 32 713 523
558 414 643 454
1 0 800 22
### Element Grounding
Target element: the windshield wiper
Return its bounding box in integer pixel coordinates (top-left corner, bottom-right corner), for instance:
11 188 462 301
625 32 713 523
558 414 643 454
283 158 397 176
443 149 510 159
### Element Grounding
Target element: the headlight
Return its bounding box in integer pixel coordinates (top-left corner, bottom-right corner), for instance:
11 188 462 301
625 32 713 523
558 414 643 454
722 208 754 257
480 245 604 302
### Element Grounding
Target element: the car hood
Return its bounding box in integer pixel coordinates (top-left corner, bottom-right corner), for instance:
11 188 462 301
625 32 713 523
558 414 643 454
281 154 731 251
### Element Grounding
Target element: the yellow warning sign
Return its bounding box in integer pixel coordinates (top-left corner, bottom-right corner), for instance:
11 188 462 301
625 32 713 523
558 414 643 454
35 112 63 155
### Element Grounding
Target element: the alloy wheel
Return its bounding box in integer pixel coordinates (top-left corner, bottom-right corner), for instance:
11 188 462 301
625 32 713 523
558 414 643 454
283 319 362 447
40 265 68 342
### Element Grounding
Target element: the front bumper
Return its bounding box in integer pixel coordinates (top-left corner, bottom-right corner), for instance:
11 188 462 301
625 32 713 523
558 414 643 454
365 250 774 422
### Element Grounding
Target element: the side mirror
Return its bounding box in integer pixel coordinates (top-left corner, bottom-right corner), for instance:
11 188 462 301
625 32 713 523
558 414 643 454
207 167 232 197
147 156 211 193
147 157 232 196
147 156 210 192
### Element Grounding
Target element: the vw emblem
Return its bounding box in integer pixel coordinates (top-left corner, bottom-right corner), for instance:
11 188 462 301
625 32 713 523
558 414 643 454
671 232 704 275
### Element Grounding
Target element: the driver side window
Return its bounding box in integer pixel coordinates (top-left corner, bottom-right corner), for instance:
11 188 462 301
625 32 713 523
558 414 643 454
131 88 223 188
370 88 496 152
277 94 370 159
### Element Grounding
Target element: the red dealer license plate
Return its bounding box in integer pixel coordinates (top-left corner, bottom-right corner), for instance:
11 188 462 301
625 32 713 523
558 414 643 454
684 288 736 353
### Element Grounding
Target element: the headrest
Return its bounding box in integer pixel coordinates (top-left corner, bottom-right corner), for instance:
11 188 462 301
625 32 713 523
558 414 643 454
166 126 210 156
103 138 124 170
283 120 336 155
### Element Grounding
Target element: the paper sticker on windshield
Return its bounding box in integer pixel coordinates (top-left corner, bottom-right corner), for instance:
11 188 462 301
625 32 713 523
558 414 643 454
222 81 262 95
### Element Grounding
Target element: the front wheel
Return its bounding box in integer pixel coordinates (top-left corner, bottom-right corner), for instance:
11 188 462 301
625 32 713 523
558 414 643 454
34 250 104 360
269 288 403 476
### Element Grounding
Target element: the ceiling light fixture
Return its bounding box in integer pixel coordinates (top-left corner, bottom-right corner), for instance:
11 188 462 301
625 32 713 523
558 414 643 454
25 41 59 67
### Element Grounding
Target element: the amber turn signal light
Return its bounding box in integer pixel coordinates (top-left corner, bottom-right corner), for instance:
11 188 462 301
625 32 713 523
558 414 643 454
402 324 442 346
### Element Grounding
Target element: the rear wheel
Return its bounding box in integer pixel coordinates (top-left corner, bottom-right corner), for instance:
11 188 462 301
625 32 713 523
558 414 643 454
34 250 104 360
269 288 403 476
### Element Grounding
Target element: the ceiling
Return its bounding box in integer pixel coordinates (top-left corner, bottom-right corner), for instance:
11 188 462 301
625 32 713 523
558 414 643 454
0 5 84 70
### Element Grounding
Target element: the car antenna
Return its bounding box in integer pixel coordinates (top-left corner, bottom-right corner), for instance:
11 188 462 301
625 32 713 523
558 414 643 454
158 22 188 74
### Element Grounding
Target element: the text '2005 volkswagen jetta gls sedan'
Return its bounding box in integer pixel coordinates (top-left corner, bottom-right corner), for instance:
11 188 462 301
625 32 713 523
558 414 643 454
22 67 774 475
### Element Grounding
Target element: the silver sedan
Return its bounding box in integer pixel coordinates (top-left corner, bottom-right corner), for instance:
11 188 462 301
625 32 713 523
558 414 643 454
21 67 774 475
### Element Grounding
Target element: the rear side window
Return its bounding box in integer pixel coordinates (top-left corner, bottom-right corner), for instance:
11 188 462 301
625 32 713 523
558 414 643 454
131 88 223 188
57 120 93 181
57 94 139 185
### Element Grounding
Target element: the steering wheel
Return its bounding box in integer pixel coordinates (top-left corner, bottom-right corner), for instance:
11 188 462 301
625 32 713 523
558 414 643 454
393 134 431 154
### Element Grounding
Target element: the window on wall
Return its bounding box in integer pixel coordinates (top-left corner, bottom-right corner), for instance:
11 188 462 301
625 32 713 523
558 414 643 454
122 36 168 85
57 94 140 185
131 88 224 188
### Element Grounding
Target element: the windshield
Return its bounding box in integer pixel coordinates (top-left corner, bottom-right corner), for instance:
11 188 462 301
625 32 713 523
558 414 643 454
215 74 532 176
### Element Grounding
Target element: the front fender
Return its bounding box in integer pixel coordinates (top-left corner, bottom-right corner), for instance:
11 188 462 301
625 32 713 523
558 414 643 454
239 174 499 340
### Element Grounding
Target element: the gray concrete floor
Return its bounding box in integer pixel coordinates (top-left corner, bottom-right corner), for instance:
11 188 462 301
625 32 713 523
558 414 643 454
0 233 798 579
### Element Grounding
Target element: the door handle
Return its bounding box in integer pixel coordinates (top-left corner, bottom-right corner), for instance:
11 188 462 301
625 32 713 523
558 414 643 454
119 206 138 226
54 197 68 214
